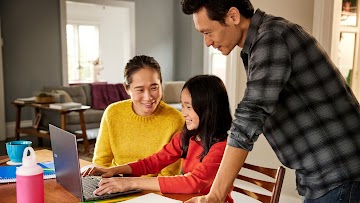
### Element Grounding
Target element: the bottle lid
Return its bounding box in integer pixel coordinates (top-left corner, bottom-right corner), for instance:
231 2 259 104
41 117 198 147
22 147 37 167
16 147 43 176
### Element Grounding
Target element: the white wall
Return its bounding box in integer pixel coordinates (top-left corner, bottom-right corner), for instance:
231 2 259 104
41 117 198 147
238 0 315 201
99 7 131 83
252 0 314 32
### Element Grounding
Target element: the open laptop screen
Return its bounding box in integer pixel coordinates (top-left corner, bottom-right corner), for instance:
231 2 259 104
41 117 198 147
49 124 84 200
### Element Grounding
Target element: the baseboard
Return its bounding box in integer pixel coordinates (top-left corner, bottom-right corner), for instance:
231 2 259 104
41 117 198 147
6 120 33 139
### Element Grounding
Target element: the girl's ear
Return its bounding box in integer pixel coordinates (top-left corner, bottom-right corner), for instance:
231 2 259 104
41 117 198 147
123 83 130 96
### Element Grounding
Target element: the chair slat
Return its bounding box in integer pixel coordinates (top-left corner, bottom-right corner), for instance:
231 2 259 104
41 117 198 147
243 163 278 178
237 174 274 192
233 187 271 203
233 163 286 203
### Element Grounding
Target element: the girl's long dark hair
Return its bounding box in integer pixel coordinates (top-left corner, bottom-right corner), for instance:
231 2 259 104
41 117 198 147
180 75 232 161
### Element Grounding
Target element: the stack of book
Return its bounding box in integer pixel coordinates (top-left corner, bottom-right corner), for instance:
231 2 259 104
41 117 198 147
49 102 82 110
14 97 36 104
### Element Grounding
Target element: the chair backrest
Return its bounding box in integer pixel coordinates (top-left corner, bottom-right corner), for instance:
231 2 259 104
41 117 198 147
233 163 286 203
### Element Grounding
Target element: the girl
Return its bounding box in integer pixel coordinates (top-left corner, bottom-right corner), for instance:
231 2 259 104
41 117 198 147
85 75 234 203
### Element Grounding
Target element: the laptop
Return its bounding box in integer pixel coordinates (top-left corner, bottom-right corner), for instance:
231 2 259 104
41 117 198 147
49 124 141 201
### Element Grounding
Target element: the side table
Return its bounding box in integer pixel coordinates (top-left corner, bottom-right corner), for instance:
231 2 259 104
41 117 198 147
12 101 92 153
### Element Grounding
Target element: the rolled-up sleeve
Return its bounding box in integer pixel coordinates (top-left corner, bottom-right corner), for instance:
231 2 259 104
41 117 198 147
230 30 291 151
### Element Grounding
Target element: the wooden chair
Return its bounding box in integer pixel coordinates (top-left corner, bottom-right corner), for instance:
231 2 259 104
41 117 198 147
233 163 286 203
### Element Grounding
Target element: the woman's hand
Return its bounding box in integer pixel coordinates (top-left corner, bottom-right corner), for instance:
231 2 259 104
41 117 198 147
82 166 117 178
93 177 135 195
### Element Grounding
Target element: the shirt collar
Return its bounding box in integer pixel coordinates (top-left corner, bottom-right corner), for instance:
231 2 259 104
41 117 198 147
242 9 265 55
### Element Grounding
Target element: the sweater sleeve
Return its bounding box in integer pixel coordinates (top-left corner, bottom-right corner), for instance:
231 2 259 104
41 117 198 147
129 133 182 176
92 108 114 167
158 141 226 194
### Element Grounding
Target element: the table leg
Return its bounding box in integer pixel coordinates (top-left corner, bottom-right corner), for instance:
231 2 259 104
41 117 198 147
60 113 67 130
78 111 89 154
14 105 22 140
34 107 43 146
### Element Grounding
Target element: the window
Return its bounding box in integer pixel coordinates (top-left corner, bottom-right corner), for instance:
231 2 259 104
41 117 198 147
314 0 360 99
338 0 358 85
66 24 100 83
341 0 357 26
204 45 246 114
206 47 227 83
338 32 356 84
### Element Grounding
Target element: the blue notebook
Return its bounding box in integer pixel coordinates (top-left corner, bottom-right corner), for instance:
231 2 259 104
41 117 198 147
0 161 56 183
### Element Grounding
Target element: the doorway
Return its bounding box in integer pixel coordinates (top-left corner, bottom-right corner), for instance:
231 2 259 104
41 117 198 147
59 0 135 85
313 0 360 100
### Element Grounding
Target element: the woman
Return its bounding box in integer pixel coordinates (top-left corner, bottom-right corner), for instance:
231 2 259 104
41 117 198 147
86 75 234 203
92 55 184 176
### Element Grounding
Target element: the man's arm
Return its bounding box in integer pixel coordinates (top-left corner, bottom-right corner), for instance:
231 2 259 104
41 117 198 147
185 145 248 203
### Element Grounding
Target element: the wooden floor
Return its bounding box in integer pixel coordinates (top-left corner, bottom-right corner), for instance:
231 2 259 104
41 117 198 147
0 135 93 161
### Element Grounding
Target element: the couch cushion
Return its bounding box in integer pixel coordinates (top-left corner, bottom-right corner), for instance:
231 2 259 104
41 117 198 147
75 128 99 140
54 90 73 102
162 81 185 103
66 109 104 125
78 84 91 106
168 103 182 111
43 86 87 105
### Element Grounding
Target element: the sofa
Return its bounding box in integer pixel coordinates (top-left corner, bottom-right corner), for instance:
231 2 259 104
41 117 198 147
38 81 185 137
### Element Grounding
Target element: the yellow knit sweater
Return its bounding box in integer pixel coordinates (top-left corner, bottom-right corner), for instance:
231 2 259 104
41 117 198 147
93 100 184 176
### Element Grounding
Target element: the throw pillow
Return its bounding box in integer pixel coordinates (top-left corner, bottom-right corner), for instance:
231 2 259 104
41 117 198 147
53 90 73 103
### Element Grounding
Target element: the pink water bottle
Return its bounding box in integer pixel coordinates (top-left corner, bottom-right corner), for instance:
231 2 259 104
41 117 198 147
16 147 44 203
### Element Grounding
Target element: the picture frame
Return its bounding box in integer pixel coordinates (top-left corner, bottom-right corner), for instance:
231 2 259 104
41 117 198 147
33 112 42 129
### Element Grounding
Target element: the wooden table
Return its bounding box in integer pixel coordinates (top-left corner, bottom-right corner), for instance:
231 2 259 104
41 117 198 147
12 101 92 153
0 150 197 203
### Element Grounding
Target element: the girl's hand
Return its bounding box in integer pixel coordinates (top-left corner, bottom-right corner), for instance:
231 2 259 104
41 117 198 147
82 166 117 178
185 195 223 203
93 177 135 195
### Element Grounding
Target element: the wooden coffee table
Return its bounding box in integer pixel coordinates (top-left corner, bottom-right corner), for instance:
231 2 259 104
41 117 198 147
12 101 91 153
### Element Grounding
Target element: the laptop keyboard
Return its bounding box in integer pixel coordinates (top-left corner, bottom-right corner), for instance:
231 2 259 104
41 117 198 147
82 176 106 201
81 176 142 201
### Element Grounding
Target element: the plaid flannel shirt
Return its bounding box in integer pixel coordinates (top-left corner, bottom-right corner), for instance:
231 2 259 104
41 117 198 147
227 9 360 199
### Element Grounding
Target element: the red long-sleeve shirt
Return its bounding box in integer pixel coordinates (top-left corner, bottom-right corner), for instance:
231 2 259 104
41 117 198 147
128 132 233 203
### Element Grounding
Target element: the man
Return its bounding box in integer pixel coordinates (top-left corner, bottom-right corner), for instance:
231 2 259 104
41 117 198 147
181 0 360 202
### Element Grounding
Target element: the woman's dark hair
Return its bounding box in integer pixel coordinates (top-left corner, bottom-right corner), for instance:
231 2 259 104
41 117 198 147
181 0 254 25
124 55 162 89
180 75 232 161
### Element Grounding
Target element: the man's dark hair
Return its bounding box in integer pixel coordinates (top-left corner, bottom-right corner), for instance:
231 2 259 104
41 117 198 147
180 75 232 161
181 0 254 25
